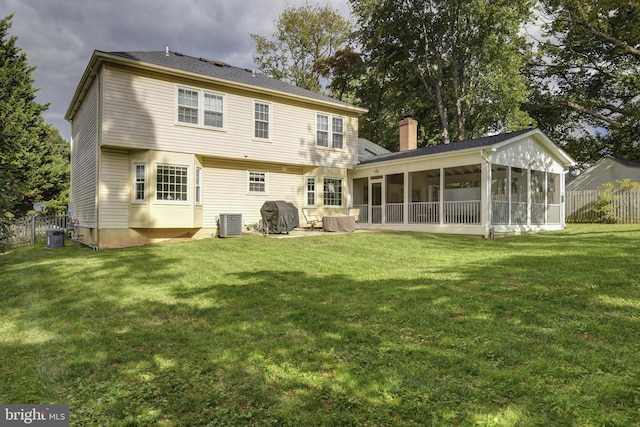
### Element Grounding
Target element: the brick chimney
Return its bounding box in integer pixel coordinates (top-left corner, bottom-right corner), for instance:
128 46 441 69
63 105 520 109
399 117 418 151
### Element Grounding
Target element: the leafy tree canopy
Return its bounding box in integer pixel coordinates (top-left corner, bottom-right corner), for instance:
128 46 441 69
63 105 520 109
251 3 352 93
526 0 640 166
0 14 69 237
350 0 535 148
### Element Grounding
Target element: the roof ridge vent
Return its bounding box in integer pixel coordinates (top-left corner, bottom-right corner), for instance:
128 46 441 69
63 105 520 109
199 57 209 62
213 59 226 67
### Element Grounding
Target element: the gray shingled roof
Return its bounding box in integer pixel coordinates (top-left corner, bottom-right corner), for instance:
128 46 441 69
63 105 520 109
606 155 640 168
358 137 391 162
358 128 536 165
104 50 362 111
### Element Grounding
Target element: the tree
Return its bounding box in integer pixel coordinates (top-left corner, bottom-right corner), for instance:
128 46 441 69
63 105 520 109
251 3 352 92
0 14 68 238
526 0 640 166
313 46 365 103
350 0 535 147
14 124 70 215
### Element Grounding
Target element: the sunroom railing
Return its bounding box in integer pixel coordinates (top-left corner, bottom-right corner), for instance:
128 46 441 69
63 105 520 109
531 203 546 225
353 204 368 223
492 201 509 224
511 202 527 225
385 203 404 223
444 201 481 224
409 202 439 223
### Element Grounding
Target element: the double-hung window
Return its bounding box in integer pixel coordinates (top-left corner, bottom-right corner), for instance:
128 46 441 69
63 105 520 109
248 171 267 194
254 102 270 140
316 114 329 147
157 164 189 201
204 93 224 128
323 178 343 206
306 177 316 206
332 117 344 149
316 114 344 150
134 163 146 201
177 86 225 129
178 88 199 124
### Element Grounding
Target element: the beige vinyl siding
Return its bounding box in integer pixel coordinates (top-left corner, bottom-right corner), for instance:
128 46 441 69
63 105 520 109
70 79 98 228
202 157 304 227
99 148 130 228
101 64 359 168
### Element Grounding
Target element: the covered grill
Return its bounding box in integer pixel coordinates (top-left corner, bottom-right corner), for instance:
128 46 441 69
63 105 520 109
260 201 300 234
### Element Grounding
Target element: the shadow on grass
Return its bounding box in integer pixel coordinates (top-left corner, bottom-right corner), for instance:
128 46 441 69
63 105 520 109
1 228 639 425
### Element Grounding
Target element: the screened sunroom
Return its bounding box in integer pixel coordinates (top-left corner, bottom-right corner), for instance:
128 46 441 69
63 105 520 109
351 128 575 238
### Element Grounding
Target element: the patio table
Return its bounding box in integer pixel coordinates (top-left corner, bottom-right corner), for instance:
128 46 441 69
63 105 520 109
322 215 356 232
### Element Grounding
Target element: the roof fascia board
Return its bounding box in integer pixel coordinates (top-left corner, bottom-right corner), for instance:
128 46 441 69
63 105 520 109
356 145 488 169
357 129 576 169
65 51 104 121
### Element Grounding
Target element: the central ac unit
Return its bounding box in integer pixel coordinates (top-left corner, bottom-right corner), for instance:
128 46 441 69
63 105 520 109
219 213 243 237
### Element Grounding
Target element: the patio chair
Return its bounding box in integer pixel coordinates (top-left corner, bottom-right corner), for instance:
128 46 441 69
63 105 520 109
348 208 360 223
302 208 321 230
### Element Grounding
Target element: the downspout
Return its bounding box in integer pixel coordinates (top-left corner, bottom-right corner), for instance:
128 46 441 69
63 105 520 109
92 66 100 249
481 148 494 239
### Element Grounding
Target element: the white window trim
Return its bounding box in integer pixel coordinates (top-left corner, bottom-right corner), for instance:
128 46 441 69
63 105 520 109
247 170 269 195
316 113 345 151
175 85 226 131
195 167 202 205
322 176 344 207
253 100 271 142
332 116 344 150
133 162 147 203
156 163 190 204
305 176 317 207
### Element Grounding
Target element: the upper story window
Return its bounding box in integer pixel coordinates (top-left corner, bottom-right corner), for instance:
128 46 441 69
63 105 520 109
316 113 344 150
134 163 146 201
204 93 224 128
254 102 270 140
157 164 189 201
178 88 199 124
317 114 329 147
177 86 225 130
332 117 344 149
248 171 267 194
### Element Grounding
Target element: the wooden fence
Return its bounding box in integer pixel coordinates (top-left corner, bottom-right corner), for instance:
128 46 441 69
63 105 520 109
566 190 640 223
1 213 68 250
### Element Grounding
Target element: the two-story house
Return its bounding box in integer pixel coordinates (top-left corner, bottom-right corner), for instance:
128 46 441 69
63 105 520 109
65 49 367 248
67 49 576 248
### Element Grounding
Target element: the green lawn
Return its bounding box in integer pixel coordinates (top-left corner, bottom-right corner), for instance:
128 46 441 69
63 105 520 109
1 225 639 426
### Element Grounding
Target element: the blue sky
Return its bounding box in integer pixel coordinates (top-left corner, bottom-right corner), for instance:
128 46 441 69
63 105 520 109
5 0 351 141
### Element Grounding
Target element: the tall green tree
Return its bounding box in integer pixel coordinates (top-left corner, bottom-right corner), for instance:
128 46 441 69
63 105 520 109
526 0 640 165
0 14 68 237
14 124 70 215
350 0 534 147
1 14 46 232
251 3 352 92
